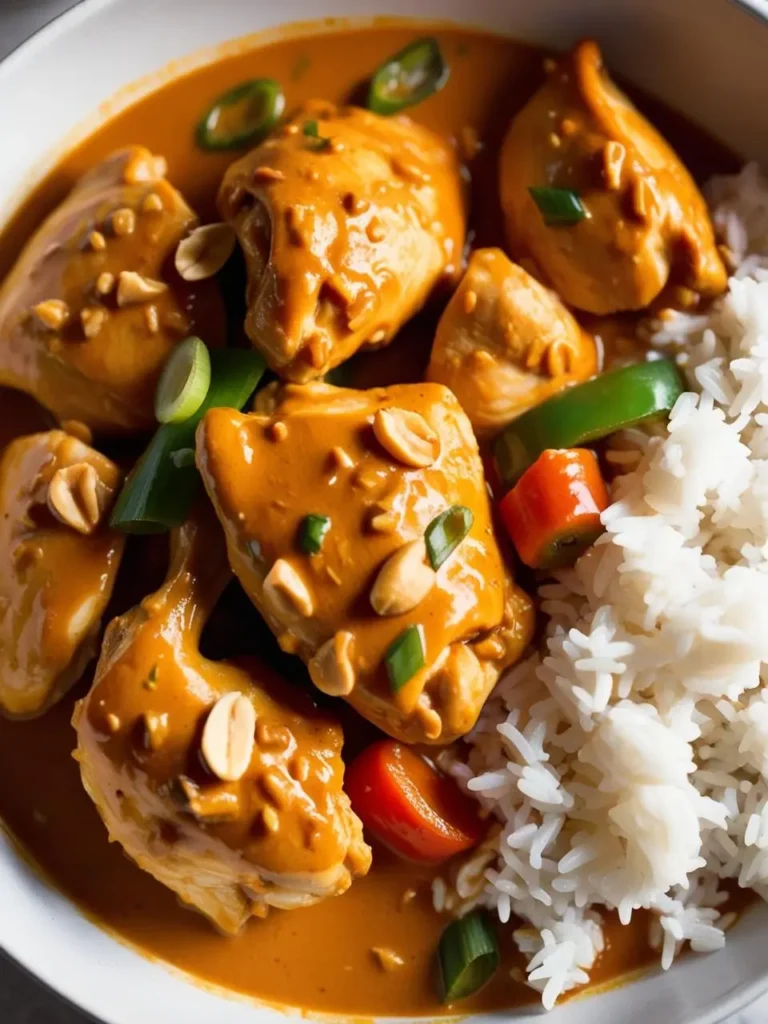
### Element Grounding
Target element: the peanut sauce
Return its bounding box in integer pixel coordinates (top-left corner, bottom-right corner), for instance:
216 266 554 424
0 20 741 1018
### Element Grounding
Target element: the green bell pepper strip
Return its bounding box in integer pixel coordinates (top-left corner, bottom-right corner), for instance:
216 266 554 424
367 38 449 116
495 358 685 488
110 348 266 533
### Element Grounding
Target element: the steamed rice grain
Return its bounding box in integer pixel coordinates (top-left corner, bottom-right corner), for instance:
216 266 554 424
436 164 768 1008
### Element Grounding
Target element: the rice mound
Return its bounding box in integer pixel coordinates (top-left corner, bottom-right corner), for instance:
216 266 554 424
435 165 768 1010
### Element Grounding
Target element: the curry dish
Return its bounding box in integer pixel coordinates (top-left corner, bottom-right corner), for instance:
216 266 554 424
0 19 749 1018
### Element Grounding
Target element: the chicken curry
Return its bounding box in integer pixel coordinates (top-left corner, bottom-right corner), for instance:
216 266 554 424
0 19 743 1018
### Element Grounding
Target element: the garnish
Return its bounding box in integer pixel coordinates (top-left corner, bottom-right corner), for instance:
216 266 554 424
302 119 331 151
385 625 425 691
196 79 285 151
154 336 211 425
367 38 449 115
425 505 473 571
299 514 331 554
111 348 265 533
528 186 587 226
437 911 500 1002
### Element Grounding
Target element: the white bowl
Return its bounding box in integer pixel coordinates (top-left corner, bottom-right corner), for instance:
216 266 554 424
2 1 768 1022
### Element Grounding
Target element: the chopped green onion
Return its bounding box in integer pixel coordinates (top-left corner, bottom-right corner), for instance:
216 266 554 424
437 911 500 1003
425 505 473 571
367 38 449 116
528 186 587 226
196 79 285 151
302 119 331 151
299 514 331 554
110 348 265 533
154 336 211 425
385 625 425 692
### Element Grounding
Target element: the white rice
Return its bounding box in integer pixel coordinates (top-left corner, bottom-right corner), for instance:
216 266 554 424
435 164 768 1009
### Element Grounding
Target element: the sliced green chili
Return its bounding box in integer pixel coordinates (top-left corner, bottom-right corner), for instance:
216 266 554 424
367 37 449 116
495 358 685 488
425 505 473 571
196 79 285 151
385 625 425 692
154 336 211 425
299 514 331 554
529 186 587 226
111 348 266 533
437 911 500 1003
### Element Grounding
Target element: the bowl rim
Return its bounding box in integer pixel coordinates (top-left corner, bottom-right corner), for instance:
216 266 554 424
3 1 768 1023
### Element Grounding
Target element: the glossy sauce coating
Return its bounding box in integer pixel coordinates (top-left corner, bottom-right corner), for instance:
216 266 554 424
499 40 727 315
0 147 224 434
219 101 465 380
75 510 370 934
428 247 597 436
197 382 534 743
0 21 741 1018
0 430 124 717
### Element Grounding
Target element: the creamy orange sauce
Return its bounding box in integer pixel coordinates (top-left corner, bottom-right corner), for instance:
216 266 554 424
0 20 742 1019
0 685 667 1015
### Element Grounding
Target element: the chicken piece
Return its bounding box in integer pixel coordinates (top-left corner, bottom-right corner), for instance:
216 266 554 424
218 101 465 382
73 510 371 935
499 40 727 315
0 430 124 717
0 146 223 434
196 382 534 744
427 248 597 436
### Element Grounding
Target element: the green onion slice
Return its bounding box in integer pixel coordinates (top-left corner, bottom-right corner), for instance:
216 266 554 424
299 514 331 554
367 37 449 116
425 505 473 571
528 186 587 226
154 336 211 425
111 347 265 533
437 911 500 1003
302 119 331 151
495 357 685 488
385 625 425 692
196 79 285 151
